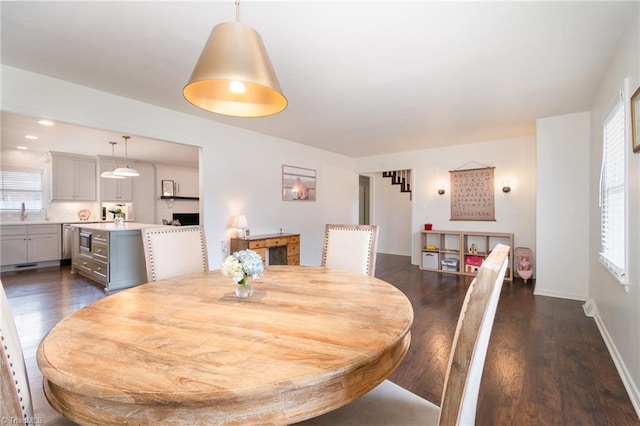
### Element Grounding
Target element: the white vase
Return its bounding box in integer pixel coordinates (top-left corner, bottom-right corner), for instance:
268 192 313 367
235 283 253 298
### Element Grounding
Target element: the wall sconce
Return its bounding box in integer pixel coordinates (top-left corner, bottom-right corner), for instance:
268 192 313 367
502 181 511 193
437 183 446 195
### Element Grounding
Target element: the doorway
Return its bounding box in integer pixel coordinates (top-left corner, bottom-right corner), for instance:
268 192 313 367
359 170 414 259
359 175 370 225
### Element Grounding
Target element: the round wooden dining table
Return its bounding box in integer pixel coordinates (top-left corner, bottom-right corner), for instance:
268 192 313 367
37 266 413 425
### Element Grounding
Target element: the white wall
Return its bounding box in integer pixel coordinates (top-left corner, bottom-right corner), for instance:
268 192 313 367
130 162 157 224
588 12 640 416
536 112 590 300
155 163 199 224
1 66 358 268
355 136 537 267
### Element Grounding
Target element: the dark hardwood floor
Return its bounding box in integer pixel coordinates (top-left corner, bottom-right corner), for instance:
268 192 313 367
2 254 638 425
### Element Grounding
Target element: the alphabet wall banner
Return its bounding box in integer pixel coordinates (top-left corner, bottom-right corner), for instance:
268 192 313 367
449 166 495 221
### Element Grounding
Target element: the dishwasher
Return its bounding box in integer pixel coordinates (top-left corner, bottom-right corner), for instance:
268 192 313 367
61 224 76 264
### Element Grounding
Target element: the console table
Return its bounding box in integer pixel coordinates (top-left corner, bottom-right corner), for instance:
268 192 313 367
230 233 300 265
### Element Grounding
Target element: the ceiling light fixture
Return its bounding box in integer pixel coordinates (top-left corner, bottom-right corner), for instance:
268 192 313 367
38 119 54 126
101 141 126 180
182 0 287 117
25 135 38 140
112 136 140 177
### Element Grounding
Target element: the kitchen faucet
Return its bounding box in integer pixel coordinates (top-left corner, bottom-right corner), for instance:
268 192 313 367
20 202 27 221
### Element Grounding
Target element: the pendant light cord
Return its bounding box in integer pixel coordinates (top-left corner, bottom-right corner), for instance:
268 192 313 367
122 136 131 168
109 141 118 168
235 0 239 23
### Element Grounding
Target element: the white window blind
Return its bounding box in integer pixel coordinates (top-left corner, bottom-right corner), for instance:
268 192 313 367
599 92 626 281
0 168 43 210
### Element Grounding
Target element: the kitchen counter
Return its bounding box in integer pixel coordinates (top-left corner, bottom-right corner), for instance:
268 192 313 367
1 220 102 226
73 222 165 232
1 220 62 226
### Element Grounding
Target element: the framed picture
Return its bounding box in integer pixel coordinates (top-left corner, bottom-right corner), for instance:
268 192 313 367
632 85 640 153
244 229 250 238
282 165 316 201
162 180 175 197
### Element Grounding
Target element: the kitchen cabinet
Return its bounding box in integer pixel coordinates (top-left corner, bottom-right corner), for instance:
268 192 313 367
72 224 149 292
0 224 61 268
51 152 96 201
100 160 133 201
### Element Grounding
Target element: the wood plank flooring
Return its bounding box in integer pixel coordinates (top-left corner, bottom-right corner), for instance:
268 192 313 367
2 254 638 425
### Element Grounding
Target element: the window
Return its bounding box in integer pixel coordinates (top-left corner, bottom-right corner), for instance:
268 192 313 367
0 167 43 210
599 91 627 283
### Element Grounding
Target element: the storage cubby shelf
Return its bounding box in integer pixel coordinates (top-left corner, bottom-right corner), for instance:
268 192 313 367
420 230 513 281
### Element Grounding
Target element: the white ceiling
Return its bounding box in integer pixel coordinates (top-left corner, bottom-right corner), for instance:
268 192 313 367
1 1 637 160
1 111 201 168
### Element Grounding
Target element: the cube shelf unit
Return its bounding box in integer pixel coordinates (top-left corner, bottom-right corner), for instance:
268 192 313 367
420 230 513 281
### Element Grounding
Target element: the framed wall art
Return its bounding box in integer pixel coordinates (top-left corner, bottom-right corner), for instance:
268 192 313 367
450 165 496 221
631 85 640 153
161 180 175 197
282 165 316 201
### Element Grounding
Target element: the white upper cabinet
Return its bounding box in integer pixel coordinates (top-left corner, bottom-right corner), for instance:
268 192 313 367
51 152 97 201
100 158 133 201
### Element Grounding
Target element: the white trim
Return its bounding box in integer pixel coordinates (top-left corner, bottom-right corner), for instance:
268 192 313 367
533 288 588 301
588 299 640 419
377 249 411 257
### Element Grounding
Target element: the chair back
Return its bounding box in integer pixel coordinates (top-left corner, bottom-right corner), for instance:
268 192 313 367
1 280 35 425
321 224 379 276
141 226 209 282
438 244 509 425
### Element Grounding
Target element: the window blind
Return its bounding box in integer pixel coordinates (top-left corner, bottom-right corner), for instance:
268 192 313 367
599 93 626 280
0 168 43 210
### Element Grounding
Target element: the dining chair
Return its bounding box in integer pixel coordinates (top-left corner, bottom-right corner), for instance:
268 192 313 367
297 244 510 425
1 280 35 426
321 224 379 276
141 225 209 282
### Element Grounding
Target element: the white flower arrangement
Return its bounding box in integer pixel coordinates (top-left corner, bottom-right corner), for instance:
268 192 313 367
221 249 264 285
107 206 123 215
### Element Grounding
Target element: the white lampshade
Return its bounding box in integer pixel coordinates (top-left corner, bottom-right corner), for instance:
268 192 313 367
112 166 140 177
102 140 127 179
101 170 126 179
113 135 139 177
232 214 249 229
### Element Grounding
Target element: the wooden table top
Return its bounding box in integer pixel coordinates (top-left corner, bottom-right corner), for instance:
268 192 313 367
37 266 413 425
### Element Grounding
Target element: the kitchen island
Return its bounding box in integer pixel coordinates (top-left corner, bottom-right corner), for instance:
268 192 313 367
72 222 168 292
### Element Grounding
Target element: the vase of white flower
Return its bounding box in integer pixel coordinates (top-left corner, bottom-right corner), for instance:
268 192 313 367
235 282 253 298
221 249 264 298
108 206 125 227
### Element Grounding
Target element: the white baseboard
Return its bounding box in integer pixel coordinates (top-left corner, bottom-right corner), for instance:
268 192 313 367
377 250 411 256
533 287 588 301
587 299 640 419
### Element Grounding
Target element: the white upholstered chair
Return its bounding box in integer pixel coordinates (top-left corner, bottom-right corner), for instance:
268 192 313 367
141 226 209 282
1 280 35 426
321 224 379 276
297 244 510 426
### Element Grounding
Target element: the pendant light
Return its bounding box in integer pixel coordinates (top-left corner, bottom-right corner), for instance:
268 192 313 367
182 0 287 117
101 141 126 179
112 136 140 177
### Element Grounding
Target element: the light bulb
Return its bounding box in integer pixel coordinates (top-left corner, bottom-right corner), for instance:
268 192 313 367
229 81 245 93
